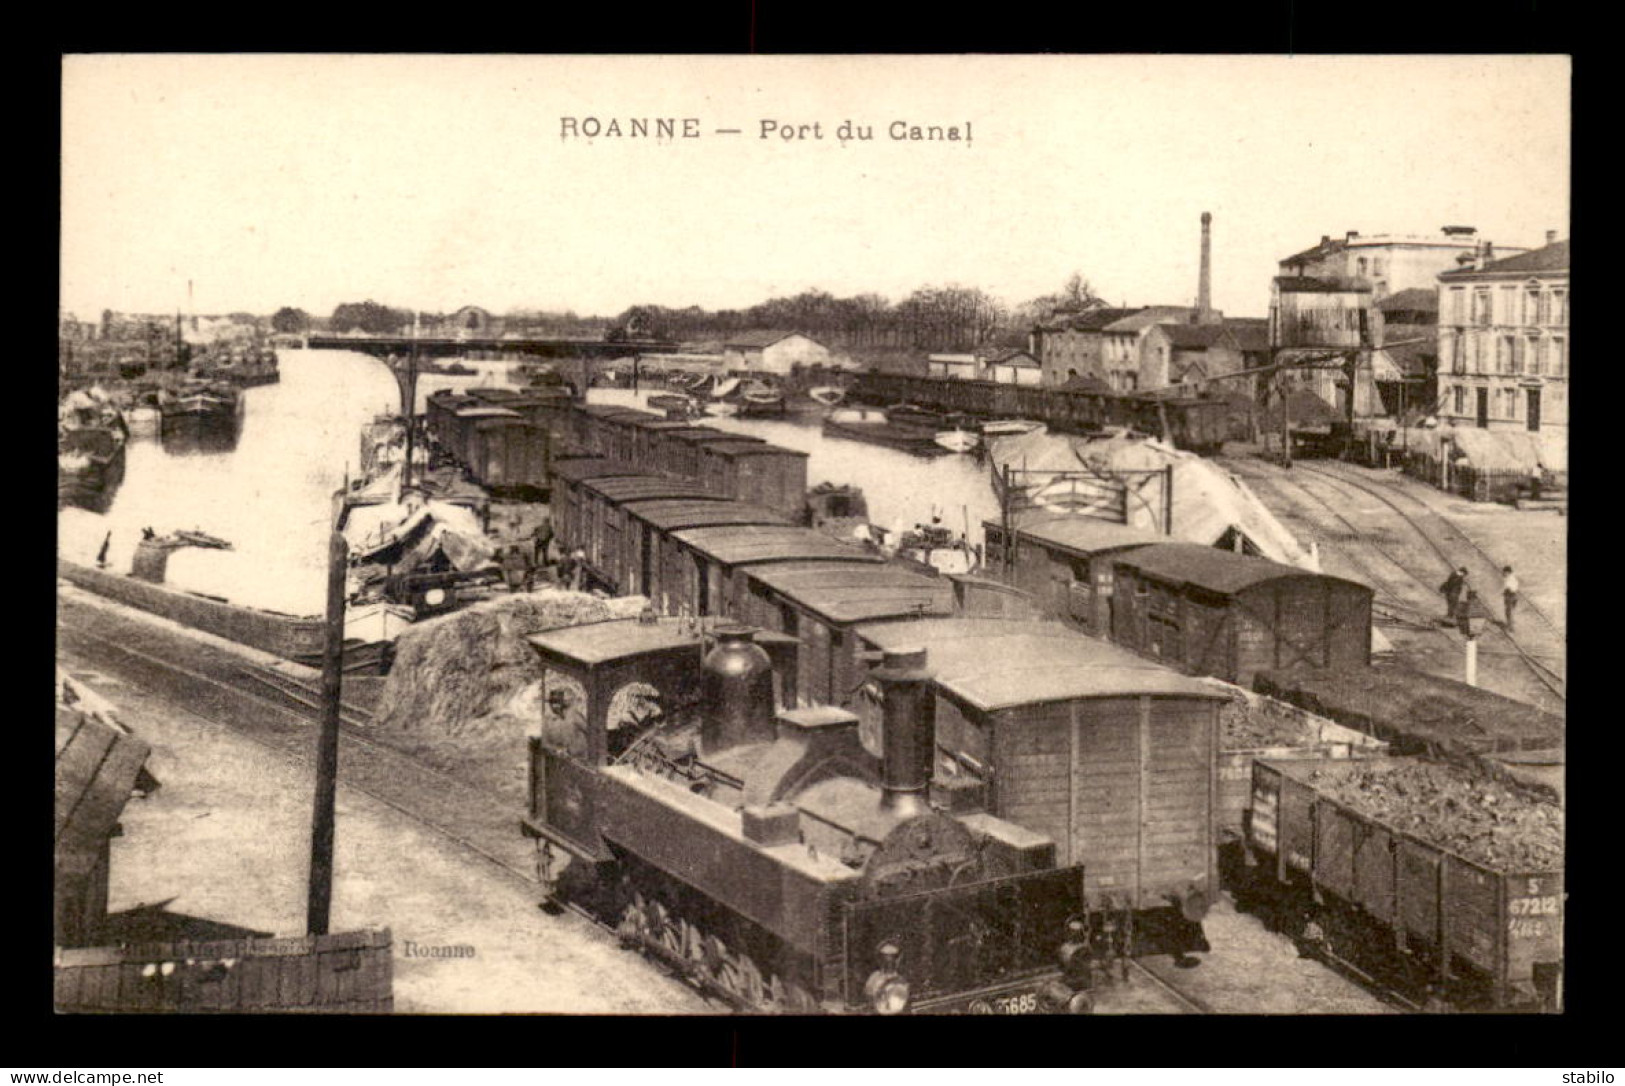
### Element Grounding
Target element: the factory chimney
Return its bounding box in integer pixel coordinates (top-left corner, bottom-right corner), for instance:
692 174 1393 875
871 647 936 819
1196 211 1214 325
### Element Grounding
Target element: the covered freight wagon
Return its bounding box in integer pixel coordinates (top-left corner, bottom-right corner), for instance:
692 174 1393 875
1110 543 1372 685
468 417 550 499
736 561 957 708
854 617 1225 921
644 426 766 483
550 458 646 571
574 476 731 593
1248 756 1562 1010
984 514 1162 637
621 499 792 602
658 524 882 620
698 439 809 523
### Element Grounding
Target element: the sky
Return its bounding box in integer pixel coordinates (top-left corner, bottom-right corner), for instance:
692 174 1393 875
61 55 1570 322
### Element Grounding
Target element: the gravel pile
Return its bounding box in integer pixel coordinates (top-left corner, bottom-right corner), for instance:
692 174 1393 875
1207 679 1327 750
1304 761 1563 871
374 589 648 740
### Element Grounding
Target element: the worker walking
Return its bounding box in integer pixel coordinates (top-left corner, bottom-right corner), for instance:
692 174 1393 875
1439 566 1470 626
532 514 554 570
1502 565 1520 633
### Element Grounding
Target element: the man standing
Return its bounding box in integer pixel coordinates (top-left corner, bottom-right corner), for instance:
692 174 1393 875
1440 566 1469 625
1502 565 1520 633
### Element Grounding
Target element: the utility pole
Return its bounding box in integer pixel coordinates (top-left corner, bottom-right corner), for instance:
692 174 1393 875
306 530 348 936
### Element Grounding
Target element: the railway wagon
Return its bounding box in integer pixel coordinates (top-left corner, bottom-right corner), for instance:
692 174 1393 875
698 440 809 522
521 619 1093 1014
659 524 884 620
853 617 1224 934
550 458 647 572
574 476 734 592
1110 544 1373 686
850 372 1230 454
644 426 765 483
571 404 658 460
734 560 958 709
982 515 1164 637
1248 757 1562 1010
468 417 551 499
466 386 575 450
1252 665 1564 761
620 499 794 600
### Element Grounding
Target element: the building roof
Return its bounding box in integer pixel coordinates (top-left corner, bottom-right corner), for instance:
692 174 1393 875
927 353 978 364
1115 542 1367 597
1036 307 1145 333
1103 306 1197 333
855 617 1223 711
999 513 1163 556
1439 239 1569 280
724 330 821 349
671 524 885 567
747 561 956 624
1278 236 1349 267
624 499 790 532
1156 324 1231 350
1377 325 1438 378
1376 288 1439 314
1221 317 1270 353
985 348 1039 366
56 704 152 875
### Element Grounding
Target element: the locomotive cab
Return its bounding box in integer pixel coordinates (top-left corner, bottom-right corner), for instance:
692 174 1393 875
521 617 1091 1014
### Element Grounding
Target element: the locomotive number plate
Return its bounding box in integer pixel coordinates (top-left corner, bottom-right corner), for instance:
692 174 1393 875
970 991 1040 1015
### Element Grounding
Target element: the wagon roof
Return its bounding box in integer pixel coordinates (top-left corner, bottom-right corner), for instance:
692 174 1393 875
550 457 644 483
527 616 794 668
671 525 884 567
580 476 721 503
581 404 659 421
1114 542 1369 596
855 617 1223 710
701 439 807 458
998 514 1163 556
748 562 955 623
658 427 765 445
624 499 790 531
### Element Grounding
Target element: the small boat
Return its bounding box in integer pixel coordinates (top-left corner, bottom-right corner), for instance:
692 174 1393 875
933 429 980 454
892 522 980 576
886 403 952 429
58 391 129 508
160 382 242 425
807 385 846 407
737 381 787 417
647 393 701 420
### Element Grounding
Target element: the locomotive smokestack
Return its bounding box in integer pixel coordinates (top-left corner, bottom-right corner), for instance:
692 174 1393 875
871 647 935 819
1197 211 1214 325
700 625 776 754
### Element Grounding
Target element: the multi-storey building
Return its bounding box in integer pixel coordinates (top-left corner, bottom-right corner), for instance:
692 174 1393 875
1278 226 1529 301
1436 236 1568 437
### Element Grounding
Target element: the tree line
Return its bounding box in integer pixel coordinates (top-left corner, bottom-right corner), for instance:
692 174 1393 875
278 272 1109 351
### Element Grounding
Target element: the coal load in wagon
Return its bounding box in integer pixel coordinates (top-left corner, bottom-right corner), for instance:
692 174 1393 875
374 589 650 741
1206 678 1330 749
1303 760 1562 871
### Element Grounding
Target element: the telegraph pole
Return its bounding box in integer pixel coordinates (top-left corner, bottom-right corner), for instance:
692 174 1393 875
307 530 348 936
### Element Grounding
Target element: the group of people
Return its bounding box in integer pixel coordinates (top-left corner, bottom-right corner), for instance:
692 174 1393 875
494 515 587 595
1439 563 1520 634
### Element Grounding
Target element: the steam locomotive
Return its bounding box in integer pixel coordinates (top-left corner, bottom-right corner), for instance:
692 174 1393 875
521 618 1095 1015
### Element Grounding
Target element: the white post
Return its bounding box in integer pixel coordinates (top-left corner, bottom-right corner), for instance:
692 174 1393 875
1464 636 1478 687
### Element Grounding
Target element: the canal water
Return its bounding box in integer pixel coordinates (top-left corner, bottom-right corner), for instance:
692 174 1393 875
58 349 399 615
585 388 1004 548
58 354 1004 616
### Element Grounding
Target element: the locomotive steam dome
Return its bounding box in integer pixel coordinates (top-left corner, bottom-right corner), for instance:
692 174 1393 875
700 624 775 753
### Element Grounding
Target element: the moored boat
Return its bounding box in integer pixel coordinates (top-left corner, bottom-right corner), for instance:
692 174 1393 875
807 385 846 407
979 418 1045 437
822 408 953 457
58 389 129 508
160 381 242 426
933 428 980 454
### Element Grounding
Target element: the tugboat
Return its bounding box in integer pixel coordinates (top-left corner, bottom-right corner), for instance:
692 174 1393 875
159 379 243 453
890 517 980 576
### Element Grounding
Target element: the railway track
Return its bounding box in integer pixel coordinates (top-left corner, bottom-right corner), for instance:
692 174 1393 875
55 607 736 1014
1226 458 1564 704
1293 463 1566 701
1124 959 1213 1014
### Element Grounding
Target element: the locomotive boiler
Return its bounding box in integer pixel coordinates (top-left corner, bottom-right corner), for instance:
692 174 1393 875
521 617 1091 1014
